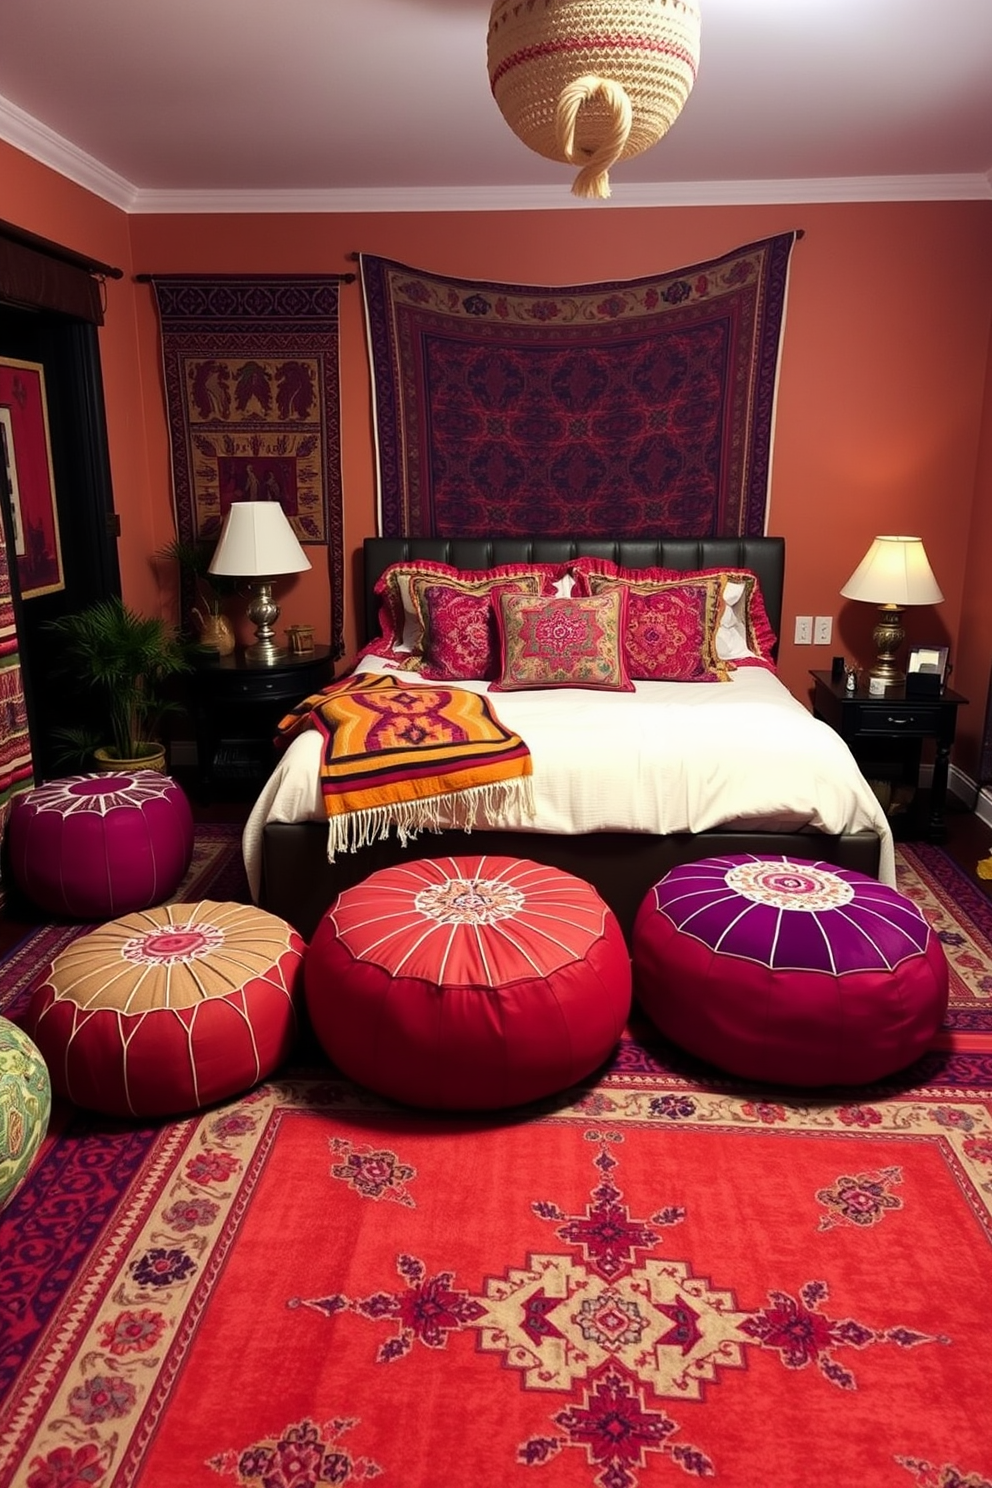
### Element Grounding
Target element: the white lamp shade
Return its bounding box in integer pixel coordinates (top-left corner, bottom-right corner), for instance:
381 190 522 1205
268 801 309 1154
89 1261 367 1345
840 535 943 606
208 502 312 578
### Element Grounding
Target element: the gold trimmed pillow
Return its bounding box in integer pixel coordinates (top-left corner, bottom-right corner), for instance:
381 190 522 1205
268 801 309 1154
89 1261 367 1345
493 590 634 692
411 572 546 680
373 561 565 660
584 572 730 682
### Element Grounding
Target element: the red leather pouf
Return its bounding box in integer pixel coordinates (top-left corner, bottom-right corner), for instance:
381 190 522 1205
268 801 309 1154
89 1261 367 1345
305 856 632 1110
28 901 305 1118
8 772 194 920
633 855 949 1086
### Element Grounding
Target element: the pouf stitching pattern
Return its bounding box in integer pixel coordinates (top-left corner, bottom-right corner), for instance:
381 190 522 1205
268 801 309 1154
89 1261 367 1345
9 772 194 921
633 855 948 1087
29 900 304 1117
307 855 631 1110
327 855 613 986
649 857 933 974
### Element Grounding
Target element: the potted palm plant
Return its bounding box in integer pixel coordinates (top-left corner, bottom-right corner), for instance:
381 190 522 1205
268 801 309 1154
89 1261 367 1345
46 597 192 771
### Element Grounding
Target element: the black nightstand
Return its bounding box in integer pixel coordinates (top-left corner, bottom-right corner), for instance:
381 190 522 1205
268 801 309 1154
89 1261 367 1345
190 645 334 796
810 670 967 842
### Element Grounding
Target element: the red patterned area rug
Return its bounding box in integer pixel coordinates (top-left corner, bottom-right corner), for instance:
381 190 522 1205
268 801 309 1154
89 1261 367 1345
897 842 992 1064
1 842 991 1488
2 1064 991 1488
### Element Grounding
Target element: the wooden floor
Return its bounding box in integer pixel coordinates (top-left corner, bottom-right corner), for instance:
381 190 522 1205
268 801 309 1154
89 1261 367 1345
2 783 991 959
939 791 992 899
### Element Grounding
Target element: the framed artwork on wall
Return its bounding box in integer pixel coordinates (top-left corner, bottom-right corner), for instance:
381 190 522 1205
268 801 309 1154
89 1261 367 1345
0 407 25 554
0 355 64 599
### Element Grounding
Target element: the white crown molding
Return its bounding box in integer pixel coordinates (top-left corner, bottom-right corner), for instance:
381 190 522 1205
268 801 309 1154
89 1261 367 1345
2 92 991 215
119 174 992 215
0 94 138 211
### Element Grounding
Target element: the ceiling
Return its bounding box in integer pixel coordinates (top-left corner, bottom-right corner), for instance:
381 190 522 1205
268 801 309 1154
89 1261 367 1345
2 0 992 213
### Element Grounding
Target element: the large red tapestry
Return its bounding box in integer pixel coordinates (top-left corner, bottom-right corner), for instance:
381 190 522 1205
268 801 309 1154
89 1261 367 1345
360 235 799 541
151 276 346 658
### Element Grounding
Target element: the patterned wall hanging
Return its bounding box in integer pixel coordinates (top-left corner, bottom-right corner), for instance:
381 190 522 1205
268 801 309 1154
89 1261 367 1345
151 275 346 658
361 234 799 541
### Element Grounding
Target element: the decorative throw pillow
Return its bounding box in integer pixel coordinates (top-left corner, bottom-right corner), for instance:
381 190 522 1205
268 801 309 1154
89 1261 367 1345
374 561 565 659
572 559 778 667
585 572 729 681
493 590 634 691
413 573 546 680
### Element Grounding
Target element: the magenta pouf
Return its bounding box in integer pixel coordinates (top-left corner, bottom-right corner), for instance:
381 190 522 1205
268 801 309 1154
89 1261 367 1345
632 855 948 1086
305 855 632 1110
8 772 194 920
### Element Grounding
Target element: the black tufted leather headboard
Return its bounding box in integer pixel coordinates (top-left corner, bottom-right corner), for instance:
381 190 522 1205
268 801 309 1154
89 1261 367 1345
361 535 785 654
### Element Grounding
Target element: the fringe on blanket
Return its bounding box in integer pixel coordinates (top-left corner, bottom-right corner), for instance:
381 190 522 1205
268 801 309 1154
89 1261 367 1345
326 775 536 859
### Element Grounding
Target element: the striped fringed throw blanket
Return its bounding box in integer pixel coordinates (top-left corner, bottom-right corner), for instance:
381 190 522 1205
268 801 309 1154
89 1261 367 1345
276 672 535 856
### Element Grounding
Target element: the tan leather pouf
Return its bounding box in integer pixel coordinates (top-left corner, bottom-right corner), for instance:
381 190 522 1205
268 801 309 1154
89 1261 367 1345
28 901 305 1119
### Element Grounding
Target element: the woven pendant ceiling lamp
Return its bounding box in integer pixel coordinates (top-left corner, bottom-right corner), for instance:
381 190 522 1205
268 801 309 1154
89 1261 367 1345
487 0 702 199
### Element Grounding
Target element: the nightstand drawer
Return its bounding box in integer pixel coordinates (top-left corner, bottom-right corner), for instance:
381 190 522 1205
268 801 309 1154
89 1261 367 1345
848 702 943 735
221 673 303 700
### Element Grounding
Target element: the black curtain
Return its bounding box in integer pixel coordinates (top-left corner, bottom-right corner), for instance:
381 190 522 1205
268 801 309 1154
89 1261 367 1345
0 222 122 780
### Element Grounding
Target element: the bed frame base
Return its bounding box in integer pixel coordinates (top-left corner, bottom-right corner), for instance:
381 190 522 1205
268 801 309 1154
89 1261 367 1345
259 821 882 944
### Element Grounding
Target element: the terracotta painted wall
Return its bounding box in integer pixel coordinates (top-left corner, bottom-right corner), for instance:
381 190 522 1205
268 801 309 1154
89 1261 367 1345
5 140 992 771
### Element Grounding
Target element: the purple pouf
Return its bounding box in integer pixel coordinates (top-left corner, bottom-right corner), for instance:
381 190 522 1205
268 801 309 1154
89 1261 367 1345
632 855 949 1086
9 772 194 920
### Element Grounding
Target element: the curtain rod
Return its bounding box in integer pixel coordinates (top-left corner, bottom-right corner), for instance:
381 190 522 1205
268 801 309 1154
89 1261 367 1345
0 216 123 279
346 229 805 262
134 271 355 283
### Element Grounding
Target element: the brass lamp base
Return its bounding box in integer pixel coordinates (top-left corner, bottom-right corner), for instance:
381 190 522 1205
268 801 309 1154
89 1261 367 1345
869 602 905 688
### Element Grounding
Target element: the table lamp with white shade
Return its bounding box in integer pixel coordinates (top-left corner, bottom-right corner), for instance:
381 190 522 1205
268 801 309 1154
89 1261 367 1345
209 501 311 664
840 534 943 690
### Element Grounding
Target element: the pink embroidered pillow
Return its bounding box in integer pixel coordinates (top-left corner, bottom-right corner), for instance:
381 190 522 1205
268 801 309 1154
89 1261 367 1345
374 561 564 660
413 573 546 680
585 573 729 682
572 559 778 668
493 590 634 692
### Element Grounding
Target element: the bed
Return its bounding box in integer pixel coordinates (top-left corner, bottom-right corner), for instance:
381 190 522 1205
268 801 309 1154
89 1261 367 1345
248 536 894 942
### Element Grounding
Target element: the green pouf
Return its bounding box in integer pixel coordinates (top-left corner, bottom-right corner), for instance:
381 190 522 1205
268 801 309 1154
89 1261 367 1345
0 1016 51 1210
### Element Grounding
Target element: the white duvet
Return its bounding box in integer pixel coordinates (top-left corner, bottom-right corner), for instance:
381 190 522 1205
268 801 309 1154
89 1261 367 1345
242 657 895 898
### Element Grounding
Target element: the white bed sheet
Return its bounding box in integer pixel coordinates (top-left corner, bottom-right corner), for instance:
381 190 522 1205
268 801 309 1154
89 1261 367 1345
242 658 896 898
